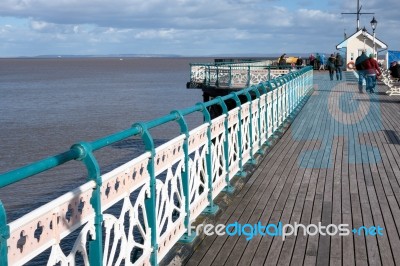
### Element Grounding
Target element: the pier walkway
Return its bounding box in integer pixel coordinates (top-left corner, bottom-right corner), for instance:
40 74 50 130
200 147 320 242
184 72 400 265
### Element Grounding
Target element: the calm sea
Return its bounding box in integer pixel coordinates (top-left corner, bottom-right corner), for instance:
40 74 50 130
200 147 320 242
0 57 209 222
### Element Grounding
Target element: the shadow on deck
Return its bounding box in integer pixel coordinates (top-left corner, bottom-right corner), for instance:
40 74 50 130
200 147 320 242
169 71 400 266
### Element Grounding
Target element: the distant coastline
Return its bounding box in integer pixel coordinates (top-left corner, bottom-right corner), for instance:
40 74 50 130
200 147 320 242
0 52 327 59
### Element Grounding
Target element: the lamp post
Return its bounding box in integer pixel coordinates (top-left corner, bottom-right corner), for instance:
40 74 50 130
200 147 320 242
362 26 367 50
370 16 377 57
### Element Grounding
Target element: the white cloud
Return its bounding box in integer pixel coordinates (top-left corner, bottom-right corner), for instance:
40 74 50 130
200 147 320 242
30 20 49 31
0 0 398 56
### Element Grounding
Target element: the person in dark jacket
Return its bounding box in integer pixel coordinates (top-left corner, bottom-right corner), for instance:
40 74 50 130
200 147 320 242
389 61 400 79
334 53 344 80
296 57 303 68
362 54 381 93
327 54 336 80
278 54 286 69
309 54 315 68
355 51 369 92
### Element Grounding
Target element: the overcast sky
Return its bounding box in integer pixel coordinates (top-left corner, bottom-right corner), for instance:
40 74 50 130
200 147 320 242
0 0 398 57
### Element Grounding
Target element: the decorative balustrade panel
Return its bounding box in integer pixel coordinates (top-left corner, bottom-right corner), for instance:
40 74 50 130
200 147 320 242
187 124 209 222
266 92 274 138
100 152 152 266
153 136 187 262
249 69 269 85
210 115 227 198
7 152 153 266
190 66 206 83
277 86 284 125
259 94 268 144
215 68 231 87
240 102 252 164
282 84 288 120
227 107 241 180
231 69 250 88
251 99 261 152
2 67 313 266
272 88 279 131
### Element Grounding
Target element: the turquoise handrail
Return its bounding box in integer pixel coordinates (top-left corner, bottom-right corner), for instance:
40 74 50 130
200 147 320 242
0 66 313 266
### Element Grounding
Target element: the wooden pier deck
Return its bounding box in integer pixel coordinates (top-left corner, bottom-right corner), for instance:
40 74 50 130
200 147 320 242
184 71 400 265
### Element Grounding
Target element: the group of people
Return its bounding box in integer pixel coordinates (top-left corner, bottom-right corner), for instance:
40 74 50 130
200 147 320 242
278 53 304 69
355 51 381 93
326 53 344 81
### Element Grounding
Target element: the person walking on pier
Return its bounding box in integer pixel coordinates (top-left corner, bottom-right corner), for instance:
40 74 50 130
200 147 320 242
334 53 343 80
327 54 336 80
309 54 315 68
319 54 326 70
355 51 368 93
315 53 321 70
362 54 381 93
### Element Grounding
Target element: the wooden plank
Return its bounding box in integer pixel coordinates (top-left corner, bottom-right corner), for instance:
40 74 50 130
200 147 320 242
190 109 305 265
184 73 400 266
252 82 328 265
186 121 296 265
361 96 398 266
330 136 343 264
232 136 308 266
289 76 332 266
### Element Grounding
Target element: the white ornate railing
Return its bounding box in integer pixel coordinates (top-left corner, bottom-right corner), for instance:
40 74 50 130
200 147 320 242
189 61 293 88
0 67 313 266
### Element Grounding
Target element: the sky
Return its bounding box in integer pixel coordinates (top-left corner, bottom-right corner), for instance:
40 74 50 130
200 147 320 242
0 0 398 57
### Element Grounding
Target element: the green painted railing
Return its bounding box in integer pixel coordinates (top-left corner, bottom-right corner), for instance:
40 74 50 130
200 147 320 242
0 66 313 266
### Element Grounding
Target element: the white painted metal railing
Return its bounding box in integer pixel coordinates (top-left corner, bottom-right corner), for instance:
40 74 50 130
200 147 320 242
189 61 292 88
0 67 313 266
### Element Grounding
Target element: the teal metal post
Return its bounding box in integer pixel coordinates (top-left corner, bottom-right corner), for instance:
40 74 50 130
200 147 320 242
132 123 158 266
217 97 235 193
0 201 9 266
172 110 197 243
196 103 219 215
71 142 103 266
